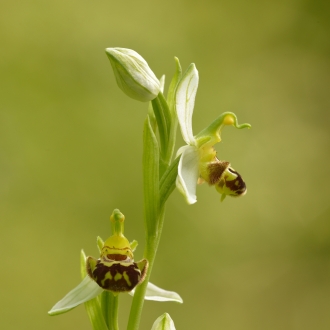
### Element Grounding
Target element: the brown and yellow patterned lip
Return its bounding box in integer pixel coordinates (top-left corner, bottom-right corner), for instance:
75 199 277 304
92 261 142 292
87 257 148 293
217 167 246 196
206 160 230 185
225 168 246 196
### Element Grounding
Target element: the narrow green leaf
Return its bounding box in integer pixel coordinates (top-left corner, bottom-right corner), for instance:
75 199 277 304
148 101 157 133
167 57 182 117
143 115 160 236
129 282 183 303
151 313 176 330
159 156 180 208
151 92 171 159
157 93 171 145
144 72 165 135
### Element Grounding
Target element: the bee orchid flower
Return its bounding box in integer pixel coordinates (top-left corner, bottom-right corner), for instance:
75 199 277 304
175 64 251 204
48 210 182 316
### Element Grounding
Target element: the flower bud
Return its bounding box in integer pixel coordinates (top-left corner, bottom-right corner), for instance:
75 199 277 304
105 48 161 102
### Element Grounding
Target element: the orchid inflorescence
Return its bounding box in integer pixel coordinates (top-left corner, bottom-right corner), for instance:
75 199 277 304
48 48 251 330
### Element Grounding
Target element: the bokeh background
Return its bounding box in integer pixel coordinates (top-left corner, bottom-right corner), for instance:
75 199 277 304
1 0 329 329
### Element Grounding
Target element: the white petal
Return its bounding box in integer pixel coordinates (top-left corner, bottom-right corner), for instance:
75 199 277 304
175 64 199 145
176 145 189 157
48 276 103 315
151 313 176 330
176 145 199 204
129 282 183 303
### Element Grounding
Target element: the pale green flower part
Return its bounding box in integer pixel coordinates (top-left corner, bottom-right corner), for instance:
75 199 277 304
48 275 102 316
129 282 183 303
175 64 251 204
106 48 161 102
48 276 183 316
151 313 176 330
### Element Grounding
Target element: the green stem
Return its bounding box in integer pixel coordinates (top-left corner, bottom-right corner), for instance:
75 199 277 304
126 210 165 330
127 86 177 329
110 295 119 330
101 291 119 330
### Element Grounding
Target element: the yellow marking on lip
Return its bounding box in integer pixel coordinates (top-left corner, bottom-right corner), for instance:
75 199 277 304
114 272 122 281
101 272 112 286
123 271 132 287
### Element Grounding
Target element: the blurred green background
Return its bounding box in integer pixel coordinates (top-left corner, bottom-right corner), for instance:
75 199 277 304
1 0 330 329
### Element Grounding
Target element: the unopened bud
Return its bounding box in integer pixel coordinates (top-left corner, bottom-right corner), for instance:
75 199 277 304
106 48 160 102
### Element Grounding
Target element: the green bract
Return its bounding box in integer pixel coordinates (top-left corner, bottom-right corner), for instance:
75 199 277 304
106 48 161 102
175 64 251 204
151 313 176 330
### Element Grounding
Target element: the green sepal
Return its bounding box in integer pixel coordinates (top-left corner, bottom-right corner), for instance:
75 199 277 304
151 313 176 330
143 115 160 236
195 112 251 148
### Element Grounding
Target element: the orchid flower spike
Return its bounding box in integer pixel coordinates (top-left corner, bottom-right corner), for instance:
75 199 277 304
175 64 251 204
